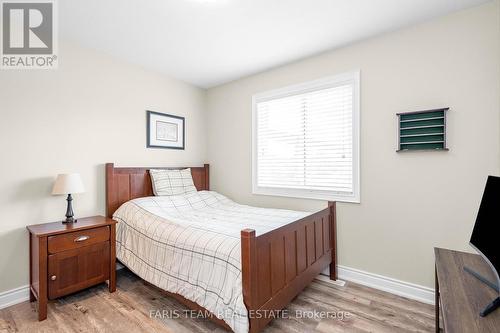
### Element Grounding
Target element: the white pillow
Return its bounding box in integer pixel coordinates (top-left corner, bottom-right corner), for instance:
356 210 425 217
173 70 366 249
149 168 197 196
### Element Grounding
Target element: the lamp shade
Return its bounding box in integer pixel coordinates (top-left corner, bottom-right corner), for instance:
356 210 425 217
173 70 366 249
52 173 85 195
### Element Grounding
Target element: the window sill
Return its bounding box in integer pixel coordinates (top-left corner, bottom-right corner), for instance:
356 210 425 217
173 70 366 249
252 188 360 204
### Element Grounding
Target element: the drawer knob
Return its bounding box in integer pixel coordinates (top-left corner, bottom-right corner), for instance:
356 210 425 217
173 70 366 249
74 235 90 242
51 275 57 281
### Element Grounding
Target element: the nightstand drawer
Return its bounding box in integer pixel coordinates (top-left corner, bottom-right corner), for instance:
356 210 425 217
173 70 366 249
48 226 110 254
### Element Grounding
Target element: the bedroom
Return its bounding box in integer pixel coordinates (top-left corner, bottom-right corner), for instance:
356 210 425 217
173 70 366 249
0 0 499 332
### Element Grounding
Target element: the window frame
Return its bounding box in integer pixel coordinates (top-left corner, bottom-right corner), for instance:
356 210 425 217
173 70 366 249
252 70 361 203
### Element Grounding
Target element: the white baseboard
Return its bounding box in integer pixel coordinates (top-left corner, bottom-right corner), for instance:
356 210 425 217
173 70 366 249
322 265 434 304
0 285 30 310
0 265 434 310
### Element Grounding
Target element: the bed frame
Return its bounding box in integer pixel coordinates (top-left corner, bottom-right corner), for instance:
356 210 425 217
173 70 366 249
105 163 337 333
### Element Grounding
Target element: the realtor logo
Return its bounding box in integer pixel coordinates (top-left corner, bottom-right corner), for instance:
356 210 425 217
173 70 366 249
1 0 58 69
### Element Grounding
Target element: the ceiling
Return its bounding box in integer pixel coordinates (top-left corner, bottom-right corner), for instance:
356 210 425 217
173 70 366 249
60 0 490 88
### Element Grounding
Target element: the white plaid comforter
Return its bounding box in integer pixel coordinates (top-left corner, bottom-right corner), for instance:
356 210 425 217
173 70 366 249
113 191 309 333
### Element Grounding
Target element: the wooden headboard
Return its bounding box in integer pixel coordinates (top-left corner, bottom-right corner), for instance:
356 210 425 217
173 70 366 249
105 163 209 218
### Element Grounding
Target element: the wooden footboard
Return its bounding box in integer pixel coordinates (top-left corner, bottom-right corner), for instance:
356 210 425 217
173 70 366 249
241 202 337 333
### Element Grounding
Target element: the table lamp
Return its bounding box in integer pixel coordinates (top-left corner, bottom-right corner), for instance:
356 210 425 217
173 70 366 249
52 173 85 223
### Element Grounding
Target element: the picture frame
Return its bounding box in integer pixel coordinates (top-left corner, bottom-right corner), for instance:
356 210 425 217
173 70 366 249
146 110 185 150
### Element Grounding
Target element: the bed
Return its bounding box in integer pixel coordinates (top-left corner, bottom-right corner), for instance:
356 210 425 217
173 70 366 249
105 163 337 333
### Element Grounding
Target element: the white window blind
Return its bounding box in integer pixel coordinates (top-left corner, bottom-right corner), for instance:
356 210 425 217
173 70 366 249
252 72 360 202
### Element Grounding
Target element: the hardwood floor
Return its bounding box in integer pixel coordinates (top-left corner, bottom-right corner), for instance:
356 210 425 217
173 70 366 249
0 269 435 333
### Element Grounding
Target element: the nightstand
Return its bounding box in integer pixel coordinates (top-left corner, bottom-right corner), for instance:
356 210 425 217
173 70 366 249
26 216 116 321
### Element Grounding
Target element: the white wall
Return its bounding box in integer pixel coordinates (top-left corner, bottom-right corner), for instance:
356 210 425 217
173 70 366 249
0 41 207 293
206 1 500 288
0 0 498 296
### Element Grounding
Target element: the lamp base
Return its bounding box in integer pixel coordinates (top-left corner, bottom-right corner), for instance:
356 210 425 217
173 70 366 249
62 217 77 224
62 193 77 224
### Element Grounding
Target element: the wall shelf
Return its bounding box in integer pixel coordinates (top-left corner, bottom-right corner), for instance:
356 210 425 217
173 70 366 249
397 108 449 152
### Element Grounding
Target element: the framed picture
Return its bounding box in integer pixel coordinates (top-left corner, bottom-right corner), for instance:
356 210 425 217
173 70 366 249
146 111 185 149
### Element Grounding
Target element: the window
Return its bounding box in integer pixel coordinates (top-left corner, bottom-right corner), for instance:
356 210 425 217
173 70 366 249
252 71 360 202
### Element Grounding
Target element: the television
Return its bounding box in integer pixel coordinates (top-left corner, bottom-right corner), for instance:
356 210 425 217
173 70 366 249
467 175 500 317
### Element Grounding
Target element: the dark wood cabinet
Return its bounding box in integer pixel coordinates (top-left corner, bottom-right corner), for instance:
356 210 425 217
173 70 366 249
27 216 116 321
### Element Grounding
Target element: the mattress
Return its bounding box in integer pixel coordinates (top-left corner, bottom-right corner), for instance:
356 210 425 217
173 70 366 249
113 190 309 333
